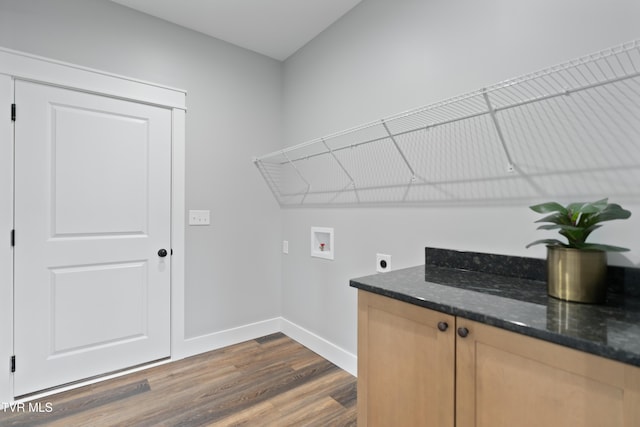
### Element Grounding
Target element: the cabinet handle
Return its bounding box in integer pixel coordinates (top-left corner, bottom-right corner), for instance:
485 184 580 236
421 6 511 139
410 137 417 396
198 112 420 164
437 321 448 332
457 327 469 338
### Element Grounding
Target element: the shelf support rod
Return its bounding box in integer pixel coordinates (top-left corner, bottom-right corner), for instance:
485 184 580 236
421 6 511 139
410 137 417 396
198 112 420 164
381 120 417 181
321 139 360 203
321 139 357 186
283 151 311 204
253 159 284 204
482 89 515 173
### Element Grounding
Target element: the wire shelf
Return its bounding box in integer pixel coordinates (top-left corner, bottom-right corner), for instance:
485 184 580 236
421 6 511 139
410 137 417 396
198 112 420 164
254 40 640 206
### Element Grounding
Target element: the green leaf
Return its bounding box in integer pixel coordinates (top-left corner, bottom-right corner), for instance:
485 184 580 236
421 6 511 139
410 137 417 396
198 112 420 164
559 228 585 246
580 224 602 242
590 204 632 224
566 202 584 215
591 198 609 208
572 202 601 215
529 202 567 214
536 224 582 232
525 239 566 249
534 213 570 225
574 243 630 252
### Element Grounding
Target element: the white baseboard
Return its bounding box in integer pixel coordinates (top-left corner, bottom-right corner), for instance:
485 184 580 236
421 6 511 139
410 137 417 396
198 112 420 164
280 318 357 377
177 317 282 359
181 316 357 376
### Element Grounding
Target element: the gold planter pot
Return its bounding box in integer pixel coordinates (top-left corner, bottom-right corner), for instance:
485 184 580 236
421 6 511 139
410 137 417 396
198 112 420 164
546 246 607 304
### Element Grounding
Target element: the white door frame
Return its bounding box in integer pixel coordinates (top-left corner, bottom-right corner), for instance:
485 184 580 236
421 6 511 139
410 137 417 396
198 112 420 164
0 47 186 402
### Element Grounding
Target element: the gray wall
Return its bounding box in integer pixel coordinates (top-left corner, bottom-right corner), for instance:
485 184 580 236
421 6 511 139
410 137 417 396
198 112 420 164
282 0 640 355
0 0 283 339
2 0 640 370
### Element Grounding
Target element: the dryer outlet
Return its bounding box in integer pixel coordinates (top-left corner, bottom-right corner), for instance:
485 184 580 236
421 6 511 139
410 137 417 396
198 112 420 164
376 253 391 273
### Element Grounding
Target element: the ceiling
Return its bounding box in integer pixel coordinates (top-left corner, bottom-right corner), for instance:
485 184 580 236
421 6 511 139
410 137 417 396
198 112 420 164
110 0 362 61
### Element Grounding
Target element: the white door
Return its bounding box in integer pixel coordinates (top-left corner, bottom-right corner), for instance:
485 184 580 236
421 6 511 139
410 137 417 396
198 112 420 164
13 80 172 396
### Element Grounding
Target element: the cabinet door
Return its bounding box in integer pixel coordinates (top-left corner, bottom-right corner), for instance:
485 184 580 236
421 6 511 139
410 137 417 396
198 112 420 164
358 290 455 427
456 319 640 427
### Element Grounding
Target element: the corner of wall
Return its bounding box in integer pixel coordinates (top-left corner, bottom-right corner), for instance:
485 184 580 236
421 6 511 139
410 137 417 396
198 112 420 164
281 317 357 376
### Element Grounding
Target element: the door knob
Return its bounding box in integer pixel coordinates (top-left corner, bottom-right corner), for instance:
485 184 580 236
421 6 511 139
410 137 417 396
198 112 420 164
158 248 168 258
437 321 448 332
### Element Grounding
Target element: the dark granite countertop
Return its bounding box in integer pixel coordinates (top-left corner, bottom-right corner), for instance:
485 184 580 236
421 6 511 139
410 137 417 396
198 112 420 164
350 249 640 368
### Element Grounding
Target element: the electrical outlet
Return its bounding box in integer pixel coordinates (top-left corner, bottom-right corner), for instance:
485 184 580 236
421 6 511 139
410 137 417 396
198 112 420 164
188 210 210 225
376 253 391 273
283 240 289 254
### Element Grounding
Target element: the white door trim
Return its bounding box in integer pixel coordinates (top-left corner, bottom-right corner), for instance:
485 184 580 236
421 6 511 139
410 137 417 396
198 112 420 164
0 47 186 402
171 109 187 360
0 74 14 404
0 47 185 109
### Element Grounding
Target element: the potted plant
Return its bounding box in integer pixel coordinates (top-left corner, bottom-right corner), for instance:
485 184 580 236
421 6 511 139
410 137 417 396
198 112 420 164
526 198 631 303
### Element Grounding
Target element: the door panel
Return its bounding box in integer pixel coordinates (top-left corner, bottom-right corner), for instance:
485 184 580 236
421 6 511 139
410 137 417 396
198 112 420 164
14 80 171 396
51 104 149 236
50 261 148 354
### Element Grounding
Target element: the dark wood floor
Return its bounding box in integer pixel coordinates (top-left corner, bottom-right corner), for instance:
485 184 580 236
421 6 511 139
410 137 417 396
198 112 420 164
0 333 357 427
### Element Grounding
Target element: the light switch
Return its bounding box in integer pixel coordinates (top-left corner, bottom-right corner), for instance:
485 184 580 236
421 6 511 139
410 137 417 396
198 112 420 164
189 210 210 225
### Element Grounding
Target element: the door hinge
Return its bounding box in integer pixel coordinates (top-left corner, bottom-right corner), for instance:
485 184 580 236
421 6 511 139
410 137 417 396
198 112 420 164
10 229 14 247
11 103 15 122
10 356 15 373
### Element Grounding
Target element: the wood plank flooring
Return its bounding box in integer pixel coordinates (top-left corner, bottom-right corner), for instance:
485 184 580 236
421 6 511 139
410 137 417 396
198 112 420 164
0 333 357 427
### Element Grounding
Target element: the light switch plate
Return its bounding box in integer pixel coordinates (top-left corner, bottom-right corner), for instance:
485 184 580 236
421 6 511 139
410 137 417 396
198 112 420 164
189 210 210 225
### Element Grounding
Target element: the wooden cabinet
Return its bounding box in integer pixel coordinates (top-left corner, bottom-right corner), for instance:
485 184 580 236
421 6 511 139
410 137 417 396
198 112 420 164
358 290 640 427
456 318 640 427
357 290 455 426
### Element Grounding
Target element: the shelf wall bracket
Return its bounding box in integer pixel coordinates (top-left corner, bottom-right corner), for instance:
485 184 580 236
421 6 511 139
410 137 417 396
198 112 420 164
321 139 360 203
283 151 311 204
381 119 418 182
482 89 516 173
